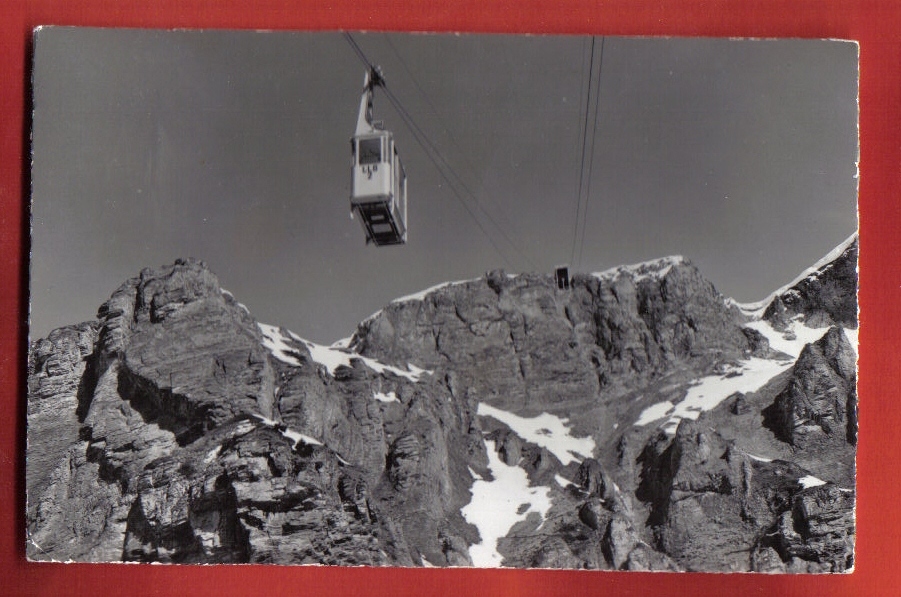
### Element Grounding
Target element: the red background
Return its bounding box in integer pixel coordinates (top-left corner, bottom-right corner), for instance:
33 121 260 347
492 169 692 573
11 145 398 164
2 1 898 595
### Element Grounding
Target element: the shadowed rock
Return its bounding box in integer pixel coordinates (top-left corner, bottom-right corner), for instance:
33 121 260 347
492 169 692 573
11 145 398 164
766 326 857 448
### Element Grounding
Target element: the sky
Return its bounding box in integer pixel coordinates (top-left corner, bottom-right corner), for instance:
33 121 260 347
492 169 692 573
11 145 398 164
30 29 858 344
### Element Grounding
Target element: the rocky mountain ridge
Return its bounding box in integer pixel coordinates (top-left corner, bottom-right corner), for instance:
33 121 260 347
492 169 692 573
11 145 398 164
27 236 858 571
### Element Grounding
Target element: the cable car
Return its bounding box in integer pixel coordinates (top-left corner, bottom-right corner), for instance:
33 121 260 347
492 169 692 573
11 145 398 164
350 67 407 246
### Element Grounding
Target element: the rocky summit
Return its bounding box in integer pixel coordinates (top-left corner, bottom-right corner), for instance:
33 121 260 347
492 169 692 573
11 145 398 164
26 238 858 572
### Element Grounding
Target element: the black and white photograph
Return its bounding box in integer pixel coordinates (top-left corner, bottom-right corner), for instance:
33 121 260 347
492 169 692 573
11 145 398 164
26 28 858 571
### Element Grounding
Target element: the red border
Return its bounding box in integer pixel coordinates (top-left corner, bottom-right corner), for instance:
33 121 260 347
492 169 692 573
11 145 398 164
3 2 899 596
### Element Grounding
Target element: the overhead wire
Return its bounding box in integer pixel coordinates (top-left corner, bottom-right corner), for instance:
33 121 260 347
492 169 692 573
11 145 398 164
343 32 538 271
383 87 518 268
569 37 596 269
383 35 473 174
383 34 524 246
380 72 539 271
577 36 606 270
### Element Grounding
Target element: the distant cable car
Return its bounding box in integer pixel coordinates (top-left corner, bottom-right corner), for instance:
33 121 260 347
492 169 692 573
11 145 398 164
350 67 407 246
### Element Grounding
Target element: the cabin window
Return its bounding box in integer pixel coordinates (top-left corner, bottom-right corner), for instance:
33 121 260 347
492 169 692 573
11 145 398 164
359 138 381 165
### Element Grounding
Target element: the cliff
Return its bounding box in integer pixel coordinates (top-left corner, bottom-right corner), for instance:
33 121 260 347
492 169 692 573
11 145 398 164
26 238 858 571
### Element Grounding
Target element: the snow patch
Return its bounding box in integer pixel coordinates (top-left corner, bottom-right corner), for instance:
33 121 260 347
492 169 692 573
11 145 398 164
462 440 553 567
636 357 792 434
291 329 431 382
232 419 256 436
373 390 398 403
843 327 858 355
477 403 595 466
661 357 790 435
258 322 431 382
392 277 480 304
258 323 303 367
554 474 570 487
593 255 686 283
331 336 353 349
203 446 222 464
733 233 857 317
220 288 251 314
747 453 773 463
282 428 323 448
635 401 675 426
638 317 856 435
798 475 827 489
252 414 322 449
743 318 834 359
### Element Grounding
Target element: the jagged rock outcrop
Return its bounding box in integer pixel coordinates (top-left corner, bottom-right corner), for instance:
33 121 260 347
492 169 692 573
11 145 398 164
27 322 98 503
775 483 855 572
763 236 858 329
767 326 857 448
352 258 751 412
122 420 403 565
26 235 857 571
635 418 853 572
27 258 480 565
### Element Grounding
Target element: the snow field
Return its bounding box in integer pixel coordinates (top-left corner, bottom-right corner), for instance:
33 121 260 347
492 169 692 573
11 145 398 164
258 322 432 382
461 441 553 567
258 322 304 367
743 318 844 360
634 401 675 427
373 390 399 403
220 288 251 314
636 318 857 435
733 233 858 317
477 403 595 466
252 414 322 449
593 255 686 283
391 277 480 304
798 475 827 489
660 357 792 434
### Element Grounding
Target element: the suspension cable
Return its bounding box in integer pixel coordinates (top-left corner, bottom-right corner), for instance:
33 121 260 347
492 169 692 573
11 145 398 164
576 36 606 270
384 34 510 226
569 37 596 268
381 79 538 271
343 33 538 271
384 87 518 267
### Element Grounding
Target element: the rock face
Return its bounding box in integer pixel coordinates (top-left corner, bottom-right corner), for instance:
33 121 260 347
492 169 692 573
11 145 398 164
27 259 477 565
764 236 858 329
767 326 858 448
635 420 851 572
353 257 751 412
26 236 858 571
27 322 98 503
775 483 855 572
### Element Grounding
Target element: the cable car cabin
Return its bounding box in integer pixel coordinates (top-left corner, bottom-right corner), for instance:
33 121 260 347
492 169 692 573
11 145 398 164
351 133 407 245
350 68 407 246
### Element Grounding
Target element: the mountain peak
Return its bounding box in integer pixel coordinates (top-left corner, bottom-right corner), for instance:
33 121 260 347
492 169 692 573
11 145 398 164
26 242 857 570
735 233 858 320
592 255 689 282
